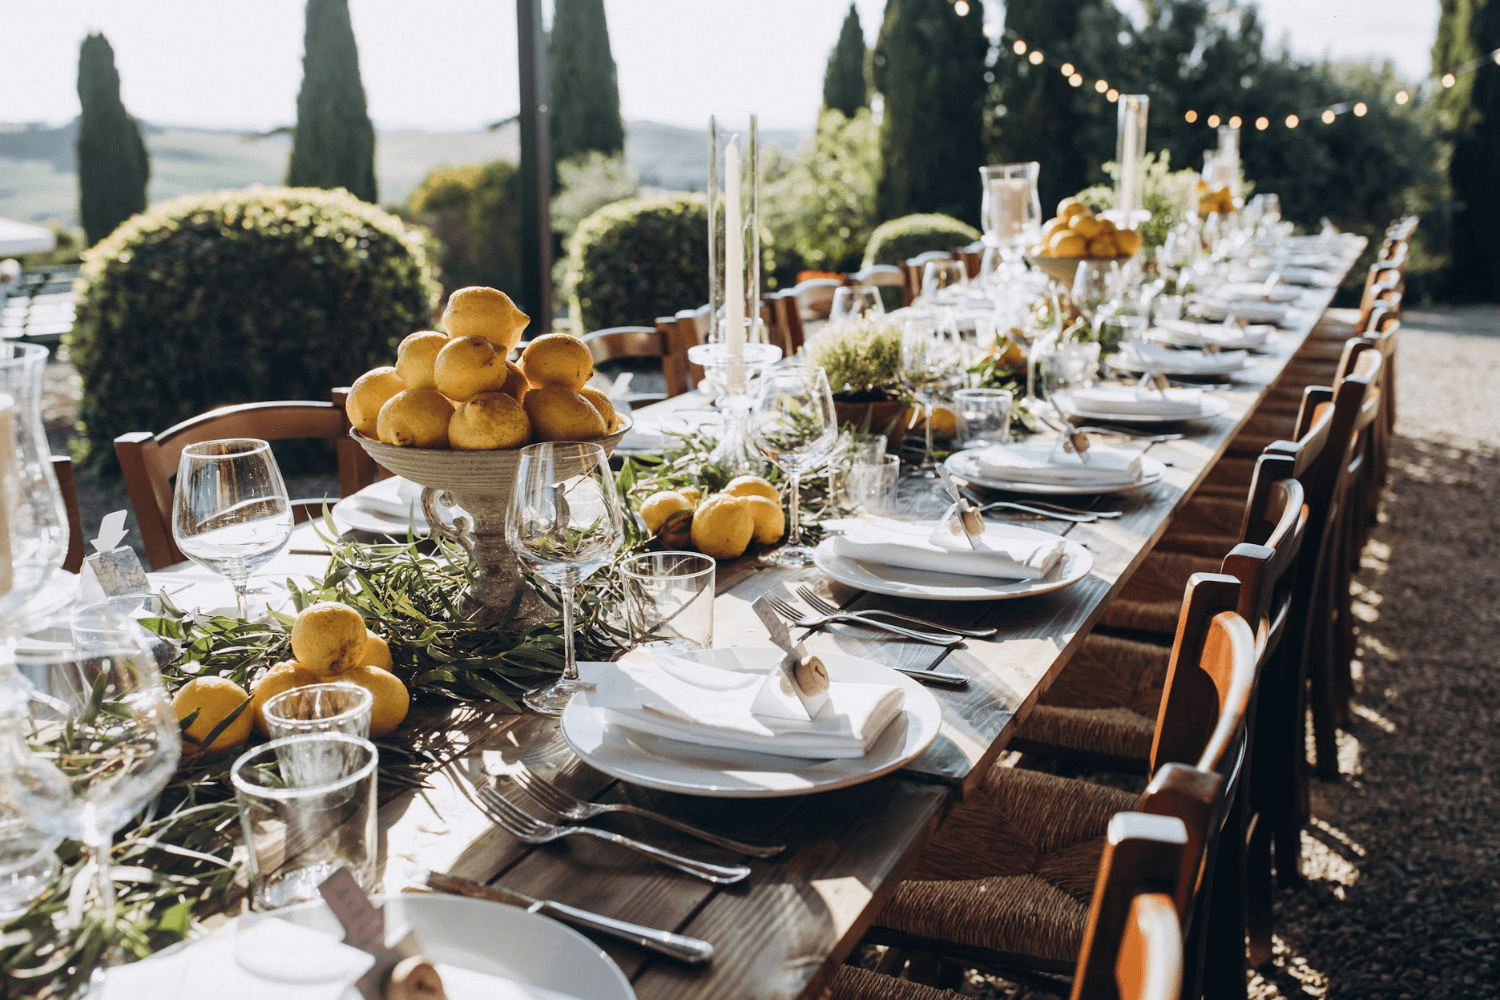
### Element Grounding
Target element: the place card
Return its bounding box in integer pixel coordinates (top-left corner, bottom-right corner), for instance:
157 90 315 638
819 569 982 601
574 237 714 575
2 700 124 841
78 510 148 604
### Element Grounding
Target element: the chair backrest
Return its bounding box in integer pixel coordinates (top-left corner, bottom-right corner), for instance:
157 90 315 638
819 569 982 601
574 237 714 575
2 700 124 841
658 304 713 388
580 325 688 402
849 264 905 288
1070 811 1189 1000
790 278 843 321
764 290 805 358
49 454 84 574
115 395 375 570
898 250 960 307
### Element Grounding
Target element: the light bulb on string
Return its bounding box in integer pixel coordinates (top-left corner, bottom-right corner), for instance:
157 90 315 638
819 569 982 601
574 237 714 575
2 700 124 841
1107 89 1120 102
1207 114 1221 128
1094 79 1108 93
1285 114 1300 128
1493 48 1500 65
1396 90 1410 105
1443 73 1457 88
1229 115 1242 128
1069 73 1083 87
1060 62 1075 76
1013 39 1027 55
1255 116 1270 130
1028 50 1044 65
1354 102 1368 117
1185 110 1199 123
954 0 970 15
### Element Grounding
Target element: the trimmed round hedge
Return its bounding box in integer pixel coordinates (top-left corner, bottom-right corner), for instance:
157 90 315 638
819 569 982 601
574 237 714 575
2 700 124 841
564 193 708 332
862 212 981 267
70 186 440 467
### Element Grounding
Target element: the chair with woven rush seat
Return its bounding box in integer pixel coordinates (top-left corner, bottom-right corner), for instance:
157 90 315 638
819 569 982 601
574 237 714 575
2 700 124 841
832 811 1189 1000
579 325 688 407
115 393 376 570
857 575 1257 999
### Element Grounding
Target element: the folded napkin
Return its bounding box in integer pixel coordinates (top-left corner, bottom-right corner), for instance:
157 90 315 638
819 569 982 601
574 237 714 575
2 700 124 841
1059 385 1205 418
1193 299 1288 325
1154 319 1269 349
348 477 461 528
1119 343 1248 374
577 651 905 759
823 515 1066 581
1212 282 1299 303
969 440 1144 487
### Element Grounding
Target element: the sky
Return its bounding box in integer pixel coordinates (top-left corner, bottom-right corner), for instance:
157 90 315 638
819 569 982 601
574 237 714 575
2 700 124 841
0 1 1442 133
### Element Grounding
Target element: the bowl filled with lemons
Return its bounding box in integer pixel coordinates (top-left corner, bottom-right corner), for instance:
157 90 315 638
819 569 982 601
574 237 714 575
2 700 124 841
344 285 631 611
1025 196 1144 286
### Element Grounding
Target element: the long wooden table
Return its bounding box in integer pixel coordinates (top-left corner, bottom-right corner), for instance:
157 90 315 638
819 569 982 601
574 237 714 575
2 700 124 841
217 240 1365 1000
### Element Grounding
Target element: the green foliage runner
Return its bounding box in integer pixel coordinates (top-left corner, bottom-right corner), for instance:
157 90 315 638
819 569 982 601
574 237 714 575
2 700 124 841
75 33 149 247
287 0 377 204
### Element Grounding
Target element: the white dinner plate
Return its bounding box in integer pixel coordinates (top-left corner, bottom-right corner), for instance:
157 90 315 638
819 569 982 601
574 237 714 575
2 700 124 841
1192 300 1289 325
561 647 942 798
813 524 1093 602
268 893 635 999
1053 390 1230 426
943 449 1167 496
1210 282 1301 303
1107 348 1250 378
1147 320 1274 352
331 477 464 536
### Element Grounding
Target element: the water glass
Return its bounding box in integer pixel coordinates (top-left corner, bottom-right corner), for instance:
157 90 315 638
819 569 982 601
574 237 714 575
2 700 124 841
832 453 901 517
620 552 716 652
953 388 1014 449
829 286 884 324
172 438 294 619
232 733 378 910
263 682 373 742
921 259 969 304
1040 342 1101 398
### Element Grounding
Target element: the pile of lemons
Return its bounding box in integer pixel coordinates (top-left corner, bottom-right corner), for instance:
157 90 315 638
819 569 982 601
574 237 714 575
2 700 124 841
344 286 622 451
638 476 786 560
170 601 410 755
1031 197 1143 261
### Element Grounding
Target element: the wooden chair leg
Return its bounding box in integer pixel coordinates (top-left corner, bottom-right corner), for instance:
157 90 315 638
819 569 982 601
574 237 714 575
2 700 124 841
1310 647 1342 781
1204 812 1250 1000
1246 816 1275 968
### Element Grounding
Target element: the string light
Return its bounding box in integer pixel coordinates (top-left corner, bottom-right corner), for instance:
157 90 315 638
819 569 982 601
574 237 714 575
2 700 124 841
1069 73 1084 87
954 0 970 16
1442 73 1457 87
1286 114 1300 128
1013 40 1027 55
1396 90 1410 105
1060 62 1075 76
1207 113 1222 128
1229 115 1242 128
1106 89 1120 102
1354 102 1368 117
1185 110 1199 123
1094 79 1109 93
1255 116 1270 130
1321 108 1337 124
1028 50 1044 65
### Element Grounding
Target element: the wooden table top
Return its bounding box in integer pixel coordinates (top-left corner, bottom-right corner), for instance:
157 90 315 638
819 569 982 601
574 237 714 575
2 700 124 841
202 241 1365 1000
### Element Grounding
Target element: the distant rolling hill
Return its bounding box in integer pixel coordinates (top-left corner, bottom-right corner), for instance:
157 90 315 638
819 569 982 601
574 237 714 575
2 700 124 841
0 119 808 228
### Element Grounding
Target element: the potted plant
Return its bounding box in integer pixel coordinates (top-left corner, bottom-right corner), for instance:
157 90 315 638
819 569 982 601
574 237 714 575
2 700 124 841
807 317 909 443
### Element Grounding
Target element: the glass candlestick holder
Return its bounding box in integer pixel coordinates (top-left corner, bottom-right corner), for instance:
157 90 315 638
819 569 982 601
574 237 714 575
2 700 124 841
688 341 781 475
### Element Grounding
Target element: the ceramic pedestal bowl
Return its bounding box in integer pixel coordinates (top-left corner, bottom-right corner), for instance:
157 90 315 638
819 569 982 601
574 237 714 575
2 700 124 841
1026 251 1138 287
351 415 633 614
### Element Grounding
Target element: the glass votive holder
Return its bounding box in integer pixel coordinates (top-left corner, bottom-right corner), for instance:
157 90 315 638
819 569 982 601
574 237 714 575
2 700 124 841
0 823 60 920
263 682 373 741
832 453 902 517
1040 342 1101 397
953 388 1014 449
1154 294 1184 323
231 733 378 910
620 551 716 652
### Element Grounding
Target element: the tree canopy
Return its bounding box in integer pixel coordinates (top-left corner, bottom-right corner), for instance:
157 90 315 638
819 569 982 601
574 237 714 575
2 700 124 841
76 33 149 246
286 0 377 203
549 0 626 164
823 4 869 117
1437 0 1500 299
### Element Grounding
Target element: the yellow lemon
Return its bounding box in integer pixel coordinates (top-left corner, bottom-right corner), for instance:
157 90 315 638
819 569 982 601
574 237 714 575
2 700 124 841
520 334 594 390
496 359 529 402
434 335 506 402
1087 234 1120 259
1048 232 1088 259
450 391 531 449
377 389 452 448
658 509 694 549
1096 217 1118 235
395 331 450 392
690 494 755 560
523 384 607 441
291 601 370 678
578 386 617 431
329 664 410 738
173 676 252 754
346 367 405 437
677 485 703 504
1114 229 1143 257
910 404 957 437
744 495 785 546
443 286 530 351
640 490 694 533
1057 197 1088 223
362 630 393 671
1070 214 1103 240
722 475 779 502
1040 217 1069 240
248 659 320 736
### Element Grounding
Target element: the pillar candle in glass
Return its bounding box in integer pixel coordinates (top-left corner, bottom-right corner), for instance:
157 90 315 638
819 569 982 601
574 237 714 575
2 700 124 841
707 113 759 391
1114 95 1150 230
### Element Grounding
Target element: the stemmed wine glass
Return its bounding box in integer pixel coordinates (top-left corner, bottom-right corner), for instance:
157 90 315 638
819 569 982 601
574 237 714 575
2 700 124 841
749 364 837 567
1071 259 1121 335
509 442 623 715
900 319 969 478
172 439 294 619
921 259 969 306
16 617 180 972
829 286 884 325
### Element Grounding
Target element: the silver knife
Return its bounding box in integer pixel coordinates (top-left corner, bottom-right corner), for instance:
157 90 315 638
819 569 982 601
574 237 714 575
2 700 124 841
424 870 715 965
937 466 986 549
751 595 831 718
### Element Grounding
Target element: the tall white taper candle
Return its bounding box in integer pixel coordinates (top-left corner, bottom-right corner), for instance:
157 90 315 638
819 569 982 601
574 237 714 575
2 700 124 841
724 136 745 367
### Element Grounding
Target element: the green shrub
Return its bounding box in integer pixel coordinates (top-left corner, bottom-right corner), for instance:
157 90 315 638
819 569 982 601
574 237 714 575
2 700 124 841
565 193 708 332
809 316 903 399
862 213 980 267
404 160 520 297
69 186 440 468
763 109 882 281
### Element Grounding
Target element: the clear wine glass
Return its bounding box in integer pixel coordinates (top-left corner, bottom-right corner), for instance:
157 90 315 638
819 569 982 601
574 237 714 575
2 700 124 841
749 364 837 567
172 439 294 619
829 285 884 325
921 259 969 306
17 620 181 970
900 319 968 478
1071 259 1121 333
508 442 623 715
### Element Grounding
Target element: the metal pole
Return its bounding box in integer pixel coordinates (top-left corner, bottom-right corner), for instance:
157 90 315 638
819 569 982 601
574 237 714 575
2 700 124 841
517 0 553 331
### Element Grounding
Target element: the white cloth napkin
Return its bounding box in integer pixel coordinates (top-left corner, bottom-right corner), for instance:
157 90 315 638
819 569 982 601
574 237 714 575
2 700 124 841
1060 385 1205 418
346 477 460 528
1211 282 1299 303
823 515 1066 580
1193 299 1288 325
969 440 1145 487
1119 343 1248 374
576 651 905 759
1154 319 1269 349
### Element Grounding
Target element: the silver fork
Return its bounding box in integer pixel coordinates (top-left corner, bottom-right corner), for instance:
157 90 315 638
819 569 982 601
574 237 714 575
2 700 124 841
796 586 997 639
958 486 1121 521
511 769 785 858
762 595 962 647
475 785 751 884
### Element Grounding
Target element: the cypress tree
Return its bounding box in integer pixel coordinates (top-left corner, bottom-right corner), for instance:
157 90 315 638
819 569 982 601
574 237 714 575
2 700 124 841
286 0 377 203
1437 0 1500 300
823 4 869 117
76 33 149 247
873 0 988 225
549 0 625 164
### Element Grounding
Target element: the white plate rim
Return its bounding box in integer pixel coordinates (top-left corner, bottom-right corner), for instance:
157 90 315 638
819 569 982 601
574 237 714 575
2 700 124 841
812 529 1093 602
559 649 942 799
1053 391 1231 426
244 892 636 999
330 491 431 536
1107 350 1249 377
943 450 1167 496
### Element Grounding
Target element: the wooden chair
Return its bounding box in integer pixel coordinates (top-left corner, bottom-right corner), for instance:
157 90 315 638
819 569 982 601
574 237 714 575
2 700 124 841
850 264 907 313
764 289 805 358
50 454 84 574
114 394 376 570
898 251 960 307
831 811 1189 1000
656 304 712 389
579 325 688 406
857 576 1256 999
